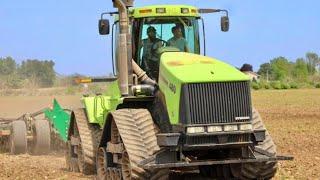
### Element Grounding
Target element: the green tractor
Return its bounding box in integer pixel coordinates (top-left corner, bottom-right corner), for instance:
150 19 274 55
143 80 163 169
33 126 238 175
45 0 292 179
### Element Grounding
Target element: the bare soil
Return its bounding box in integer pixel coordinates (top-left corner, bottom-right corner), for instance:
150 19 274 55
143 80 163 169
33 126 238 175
0 153 91 180
0 89 319 179
252 89 320 179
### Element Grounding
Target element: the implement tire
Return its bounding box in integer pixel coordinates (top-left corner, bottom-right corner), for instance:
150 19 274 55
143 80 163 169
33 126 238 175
67 108 101 175
108 109 169 180
231 108 278 179
10 120 27 154
32 120 51 155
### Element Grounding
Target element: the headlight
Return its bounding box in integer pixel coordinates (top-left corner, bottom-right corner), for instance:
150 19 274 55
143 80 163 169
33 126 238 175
187 127 205 134
239 124 253 131
156 8 166 14
224 125 238 131
207 126 223 132
181 8 190 14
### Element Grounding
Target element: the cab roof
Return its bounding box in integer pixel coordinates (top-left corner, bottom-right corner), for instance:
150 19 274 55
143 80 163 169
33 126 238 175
130 5 200 18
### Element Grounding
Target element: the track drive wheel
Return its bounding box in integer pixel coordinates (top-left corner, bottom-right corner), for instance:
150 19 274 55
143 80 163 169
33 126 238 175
66 108 101 175
231 108 278 179
98 109 169 180
32 119 51 155
10 120 27 154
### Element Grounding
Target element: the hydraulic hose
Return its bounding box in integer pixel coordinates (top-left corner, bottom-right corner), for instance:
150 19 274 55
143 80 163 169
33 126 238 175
132 60 157 86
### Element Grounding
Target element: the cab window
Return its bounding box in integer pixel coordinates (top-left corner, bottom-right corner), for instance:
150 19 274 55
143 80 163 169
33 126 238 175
137 17 200 66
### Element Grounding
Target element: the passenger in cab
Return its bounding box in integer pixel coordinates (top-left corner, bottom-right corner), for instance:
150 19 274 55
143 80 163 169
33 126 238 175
167 26 189 52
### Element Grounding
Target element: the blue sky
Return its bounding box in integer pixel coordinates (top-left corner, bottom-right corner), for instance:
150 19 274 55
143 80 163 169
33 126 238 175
0 0 319 76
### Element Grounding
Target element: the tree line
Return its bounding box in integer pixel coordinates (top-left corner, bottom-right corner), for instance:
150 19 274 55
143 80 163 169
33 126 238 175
1 52 320 90
0 57 55 88
255 52 320 89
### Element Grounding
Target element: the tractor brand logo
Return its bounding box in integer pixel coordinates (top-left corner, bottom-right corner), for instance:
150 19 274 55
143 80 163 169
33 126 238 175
169 83 176 94
235 116 250 121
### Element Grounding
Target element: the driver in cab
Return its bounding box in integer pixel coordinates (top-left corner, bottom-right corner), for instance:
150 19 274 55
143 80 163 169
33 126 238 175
140 26 163 80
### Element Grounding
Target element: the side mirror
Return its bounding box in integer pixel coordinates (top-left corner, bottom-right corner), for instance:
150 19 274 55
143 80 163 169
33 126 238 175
99 19 110 35
221 16 229 32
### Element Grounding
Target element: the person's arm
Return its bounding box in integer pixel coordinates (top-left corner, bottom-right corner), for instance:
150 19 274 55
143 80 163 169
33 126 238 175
140 40 150 71
156 40 163 48
142 57 150 72
184 39 190 52
166 38 172 47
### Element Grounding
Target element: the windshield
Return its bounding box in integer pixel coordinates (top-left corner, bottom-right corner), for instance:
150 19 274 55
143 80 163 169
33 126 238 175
143 17 199 50
137 17 199 60
134 17 200 80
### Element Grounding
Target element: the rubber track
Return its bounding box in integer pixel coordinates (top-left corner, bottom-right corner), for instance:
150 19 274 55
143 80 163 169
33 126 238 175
238 108 278 179
112 109 168 180
74 109 101 175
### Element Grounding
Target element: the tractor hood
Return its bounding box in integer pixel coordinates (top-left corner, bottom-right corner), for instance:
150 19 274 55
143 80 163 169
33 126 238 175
158 52 250 125
159 52 249 83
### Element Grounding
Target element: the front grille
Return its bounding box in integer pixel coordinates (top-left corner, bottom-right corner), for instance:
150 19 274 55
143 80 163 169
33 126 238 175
180 81 252 124
185 134 251 145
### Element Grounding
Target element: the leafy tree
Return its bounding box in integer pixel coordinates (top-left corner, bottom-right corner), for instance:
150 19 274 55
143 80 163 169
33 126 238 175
292 58 308 82
270 57 292 81
258 63 272 80
306 52 319 75
19 59 56 87
0 57 17 75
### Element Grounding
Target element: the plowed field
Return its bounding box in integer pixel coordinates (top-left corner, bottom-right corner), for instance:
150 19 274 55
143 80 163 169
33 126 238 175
0 89 319 179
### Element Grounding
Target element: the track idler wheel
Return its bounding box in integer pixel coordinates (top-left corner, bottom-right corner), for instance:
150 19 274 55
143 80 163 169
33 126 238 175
10 120 27 154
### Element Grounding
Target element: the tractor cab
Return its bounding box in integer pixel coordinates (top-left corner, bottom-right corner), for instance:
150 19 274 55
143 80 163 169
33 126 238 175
99 5 229 80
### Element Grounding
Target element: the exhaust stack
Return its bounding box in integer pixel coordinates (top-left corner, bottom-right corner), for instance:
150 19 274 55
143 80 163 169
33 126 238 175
112 0 134 96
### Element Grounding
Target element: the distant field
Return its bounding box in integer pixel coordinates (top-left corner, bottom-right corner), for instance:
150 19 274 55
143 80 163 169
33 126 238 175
0 95 81 118
0 89 319 179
